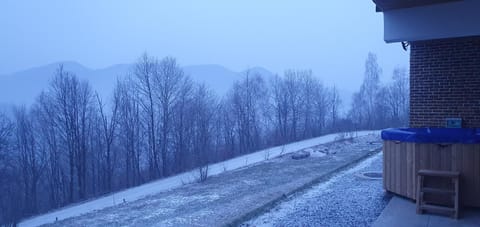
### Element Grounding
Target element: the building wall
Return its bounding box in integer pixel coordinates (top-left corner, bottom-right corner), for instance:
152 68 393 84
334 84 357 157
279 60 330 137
410 36 480 128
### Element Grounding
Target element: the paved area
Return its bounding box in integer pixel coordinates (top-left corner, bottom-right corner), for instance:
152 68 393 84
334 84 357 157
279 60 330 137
373 196 480 227
245 152 391 227
45 135 381 227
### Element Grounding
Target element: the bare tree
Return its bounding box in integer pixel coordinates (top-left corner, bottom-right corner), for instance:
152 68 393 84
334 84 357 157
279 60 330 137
349 52 382 129
387 67 409 126
217 100 237 159
95 91 119 192
283 70 304 141
270 70 329 142
50 65 94 201
33 92 67 208
229 71 268 154
192 85 217 180
154 57 186 176
0 111 16 225
0 111 11 154
134 53 160 179
116 78 143 187
361 52 382 129
312 82 329 135
329 85 342 131
172 77 194 172
374 86 391 128
13 106 44 214
349 91 366 129
270 75 289 144
0 111 21 225
299 72 316 138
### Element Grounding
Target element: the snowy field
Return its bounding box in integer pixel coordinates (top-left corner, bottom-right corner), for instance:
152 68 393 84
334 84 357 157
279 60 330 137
44 133 382 226
20 130 379 227
244 152 391 227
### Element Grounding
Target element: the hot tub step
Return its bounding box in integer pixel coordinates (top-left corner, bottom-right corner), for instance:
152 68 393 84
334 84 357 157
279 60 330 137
416 169 460 219
418 170 460 178
421 187 455 195
420 204 455 214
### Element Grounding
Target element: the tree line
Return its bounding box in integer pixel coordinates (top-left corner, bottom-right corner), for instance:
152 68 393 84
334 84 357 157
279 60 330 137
348 53 409 129
0 52 408 225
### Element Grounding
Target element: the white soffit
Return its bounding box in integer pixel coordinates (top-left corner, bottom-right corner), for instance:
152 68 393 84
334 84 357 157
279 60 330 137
383 0 480 43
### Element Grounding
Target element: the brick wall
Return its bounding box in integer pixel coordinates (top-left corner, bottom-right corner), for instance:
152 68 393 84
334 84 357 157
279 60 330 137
410 36 480 128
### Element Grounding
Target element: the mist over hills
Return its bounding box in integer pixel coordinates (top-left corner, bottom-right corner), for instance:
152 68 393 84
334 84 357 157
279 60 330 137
0 62 352 113
0 62 252 105
0 62 128 106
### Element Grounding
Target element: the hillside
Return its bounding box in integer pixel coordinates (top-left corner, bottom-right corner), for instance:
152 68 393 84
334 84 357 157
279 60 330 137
18 131 379 227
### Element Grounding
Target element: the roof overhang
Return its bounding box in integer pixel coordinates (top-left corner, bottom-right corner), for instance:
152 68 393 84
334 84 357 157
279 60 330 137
372 0 480 43
373 0 461 12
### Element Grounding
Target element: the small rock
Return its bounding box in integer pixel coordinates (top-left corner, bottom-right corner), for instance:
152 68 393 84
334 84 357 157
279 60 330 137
291 151 311 160
304 148 314 153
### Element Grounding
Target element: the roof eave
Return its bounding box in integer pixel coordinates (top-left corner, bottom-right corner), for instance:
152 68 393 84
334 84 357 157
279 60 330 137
373 0 462 12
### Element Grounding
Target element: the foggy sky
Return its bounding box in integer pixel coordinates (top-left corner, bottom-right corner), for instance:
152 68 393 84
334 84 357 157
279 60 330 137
0 0 408 89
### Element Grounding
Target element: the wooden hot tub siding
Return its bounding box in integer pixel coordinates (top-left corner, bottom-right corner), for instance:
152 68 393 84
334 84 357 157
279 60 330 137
383 141 480 207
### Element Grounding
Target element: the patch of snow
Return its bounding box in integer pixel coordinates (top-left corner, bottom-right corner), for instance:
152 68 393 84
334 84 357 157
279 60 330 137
19 130 379 227
246 152 384 227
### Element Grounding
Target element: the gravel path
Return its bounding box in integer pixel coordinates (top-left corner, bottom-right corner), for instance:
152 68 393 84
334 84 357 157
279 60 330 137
45 134 381 227
244 152 391 227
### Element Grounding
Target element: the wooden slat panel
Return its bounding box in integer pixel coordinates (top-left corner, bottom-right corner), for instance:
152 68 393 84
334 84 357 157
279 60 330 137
463 145 471 206
430 144 438 170
383 141 480 206
395 142 401 194
389 141 394 192
384 141 391 191
412 143 418 200
382 142 386 189
453 144 464 204
383 142 389 191
473 145 480 206
439 145 449 170
388 141 393 192
401 143 407 196
475 145 480 205
406 143 413 198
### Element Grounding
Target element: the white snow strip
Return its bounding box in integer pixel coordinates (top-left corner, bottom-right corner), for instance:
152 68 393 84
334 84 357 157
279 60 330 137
19 130 379 227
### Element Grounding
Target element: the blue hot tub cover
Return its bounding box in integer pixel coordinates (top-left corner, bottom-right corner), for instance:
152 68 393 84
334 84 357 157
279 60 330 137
381 128 480 144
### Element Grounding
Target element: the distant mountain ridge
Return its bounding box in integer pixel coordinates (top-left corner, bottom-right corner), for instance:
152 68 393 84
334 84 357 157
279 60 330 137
0 62 275 106
0 62 355 115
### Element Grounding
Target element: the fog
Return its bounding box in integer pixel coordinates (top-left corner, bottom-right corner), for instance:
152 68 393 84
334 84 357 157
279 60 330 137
0 1 413 225
0 0 408 92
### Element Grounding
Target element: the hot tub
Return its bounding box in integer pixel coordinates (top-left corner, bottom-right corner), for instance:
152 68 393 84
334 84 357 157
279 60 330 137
381 128 480 207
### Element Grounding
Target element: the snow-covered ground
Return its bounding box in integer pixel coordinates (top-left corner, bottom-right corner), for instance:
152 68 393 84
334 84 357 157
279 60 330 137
244 152 390 227
45 133 382 227
19 130 379 227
